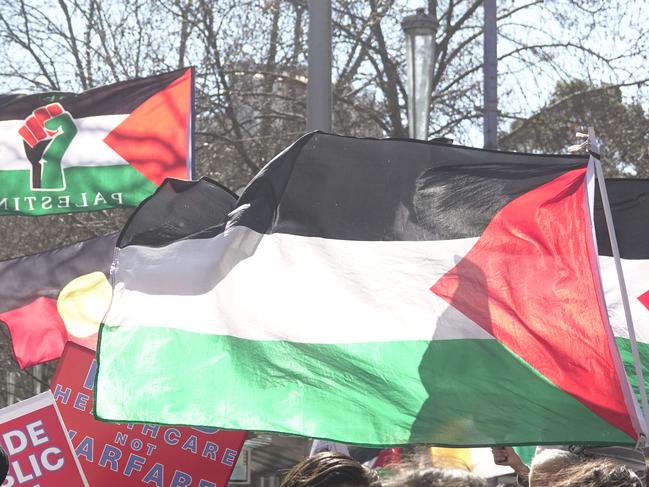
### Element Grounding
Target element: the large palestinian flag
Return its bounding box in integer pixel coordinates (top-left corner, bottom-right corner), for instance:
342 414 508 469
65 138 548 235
596 179 649 404
0 233 117 368
95 133 643 447
0 68 193 215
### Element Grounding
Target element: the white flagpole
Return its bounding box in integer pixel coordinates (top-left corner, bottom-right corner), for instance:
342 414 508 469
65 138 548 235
590 127 649 430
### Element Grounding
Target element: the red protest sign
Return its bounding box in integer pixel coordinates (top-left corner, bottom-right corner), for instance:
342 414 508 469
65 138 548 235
50 343 247 487
0 391 88 487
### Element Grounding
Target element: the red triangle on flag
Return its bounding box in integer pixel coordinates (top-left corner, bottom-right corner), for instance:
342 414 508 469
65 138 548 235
431 167 636 439
639 290 649 312
104 69 191 186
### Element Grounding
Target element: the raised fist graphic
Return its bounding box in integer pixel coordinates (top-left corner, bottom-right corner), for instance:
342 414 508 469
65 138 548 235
18 102 77 190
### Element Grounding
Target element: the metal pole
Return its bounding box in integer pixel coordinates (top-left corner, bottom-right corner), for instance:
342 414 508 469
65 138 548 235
483 0 497 149
306 0 332 132
7 371 16 405
33 363 43 394
591 128 649 431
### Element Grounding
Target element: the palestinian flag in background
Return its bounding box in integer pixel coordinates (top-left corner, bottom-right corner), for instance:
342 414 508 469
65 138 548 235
0 179 237 369
596 179 649 404
427 447 513 478
310 440 510 478
0 233 117 368
95 133 643 447
0 68 193 216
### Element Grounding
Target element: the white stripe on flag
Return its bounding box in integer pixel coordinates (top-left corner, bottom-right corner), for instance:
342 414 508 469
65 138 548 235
0 114 128 170
107 226 491 344
600 256 649 343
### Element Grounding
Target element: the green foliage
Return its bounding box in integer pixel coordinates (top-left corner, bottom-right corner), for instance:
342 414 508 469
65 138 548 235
501 80 649 177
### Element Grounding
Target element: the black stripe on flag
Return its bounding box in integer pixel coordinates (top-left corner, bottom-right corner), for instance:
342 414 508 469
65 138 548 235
233 133 587 241
118 178 238 248
118 133 589 248
0 69 189 120
595 179 649 259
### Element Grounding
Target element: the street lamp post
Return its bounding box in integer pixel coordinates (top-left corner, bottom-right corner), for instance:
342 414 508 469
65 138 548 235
402 8 438 140
307 0 332 133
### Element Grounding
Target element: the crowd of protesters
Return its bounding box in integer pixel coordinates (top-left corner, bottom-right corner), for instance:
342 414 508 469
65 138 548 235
0 442 644 486
279 450 644 487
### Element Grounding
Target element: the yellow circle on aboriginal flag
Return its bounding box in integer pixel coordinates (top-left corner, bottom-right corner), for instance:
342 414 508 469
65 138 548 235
57 271 112 338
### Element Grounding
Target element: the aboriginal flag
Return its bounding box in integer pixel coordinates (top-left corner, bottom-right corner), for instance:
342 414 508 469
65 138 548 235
0 233 117 368
0 179 237 368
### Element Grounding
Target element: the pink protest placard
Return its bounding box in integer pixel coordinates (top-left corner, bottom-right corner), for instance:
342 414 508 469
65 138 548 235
51 343 247 487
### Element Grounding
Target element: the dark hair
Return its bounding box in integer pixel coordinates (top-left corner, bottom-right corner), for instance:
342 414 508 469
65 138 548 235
280 452 374 487
381 466 487 487
534 458 641 487
0 445 8 483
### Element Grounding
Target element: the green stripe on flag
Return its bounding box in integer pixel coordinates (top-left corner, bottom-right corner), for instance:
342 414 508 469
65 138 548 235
96 326 632 446
514 445 536 467
616 337 649 407
0 166 156 215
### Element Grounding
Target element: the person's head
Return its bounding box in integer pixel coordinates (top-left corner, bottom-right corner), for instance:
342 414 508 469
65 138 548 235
532 458 641 487
0 445 8 483
381 466 487 487
280 452 374 487
529 448 580 485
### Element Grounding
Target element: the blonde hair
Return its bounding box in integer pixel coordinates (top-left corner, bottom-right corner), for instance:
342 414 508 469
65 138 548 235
530 448 580 476
380 466 486 487
533 458 641 487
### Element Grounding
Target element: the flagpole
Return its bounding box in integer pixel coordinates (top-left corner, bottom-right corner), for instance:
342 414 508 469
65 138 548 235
483 0 498 149
590 127 649 432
